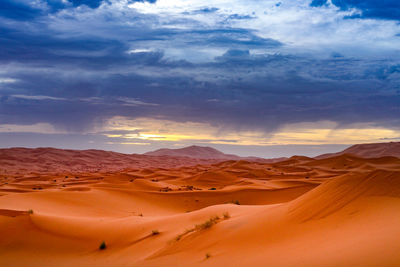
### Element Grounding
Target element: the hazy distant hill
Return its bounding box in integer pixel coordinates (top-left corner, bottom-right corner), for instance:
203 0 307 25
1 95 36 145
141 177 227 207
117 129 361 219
316 142 400 159
144 145 242 160
144 145 286 162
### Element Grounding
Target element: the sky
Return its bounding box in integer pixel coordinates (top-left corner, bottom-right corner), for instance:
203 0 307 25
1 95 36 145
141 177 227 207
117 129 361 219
0 0 400 157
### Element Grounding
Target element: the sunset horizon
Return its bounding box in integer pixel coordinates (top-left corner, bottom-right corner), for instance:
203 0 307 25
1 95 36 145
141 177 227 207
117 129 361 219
1 0 400 266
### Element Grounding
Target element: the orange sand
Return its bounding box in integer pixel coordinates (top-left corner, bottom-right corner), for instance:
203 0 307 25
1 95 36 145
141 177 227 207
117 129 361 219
0 148 399 266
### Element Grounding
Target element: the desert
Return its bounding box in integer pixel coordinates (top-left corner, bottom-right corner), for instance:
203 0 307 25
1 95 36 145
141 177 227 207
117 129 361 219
0 143 399 266
2 0 400 266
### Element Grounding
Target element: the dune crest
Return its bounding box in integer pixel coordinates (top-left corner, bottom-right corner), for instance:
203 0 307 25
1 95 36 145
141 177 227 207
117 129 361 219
316 141 400 159
0 146 399 266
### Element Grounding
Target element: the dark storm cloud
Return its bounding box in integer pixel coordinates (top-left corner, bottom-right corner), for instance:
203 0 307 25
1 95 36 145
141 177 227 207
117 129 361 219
0 2 280 69
311 0 400 20
1 51 400 133
0 0 399 139
0 25 131 67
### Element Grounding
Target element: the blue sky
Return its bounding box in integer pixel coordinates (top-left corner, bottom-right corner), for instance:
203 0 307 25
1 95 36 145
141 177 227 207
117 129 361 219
0 0 399 157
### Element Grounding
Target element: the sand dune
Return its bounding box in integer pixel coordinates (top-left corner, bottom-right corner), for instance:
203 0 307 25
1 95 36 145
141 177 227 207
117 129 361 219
144 145 286 162
316 141 400 159
144 145 242 160
0 147 399 266
0 147 284 176
0 147 220 175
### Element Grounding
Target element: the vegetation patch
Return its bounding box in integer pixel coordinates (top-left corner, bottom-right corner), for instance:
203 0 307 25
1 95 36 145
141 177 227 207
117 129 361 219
99 241 106 250
175 213 231 242
223 212 230 219
160 187 172 192
195 216 220 230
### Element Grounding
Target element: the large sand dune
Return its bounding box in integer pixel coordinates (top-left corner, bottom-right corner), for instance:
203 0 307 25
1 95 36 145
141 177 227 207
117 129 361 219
0 148 399 266
316 141 400 159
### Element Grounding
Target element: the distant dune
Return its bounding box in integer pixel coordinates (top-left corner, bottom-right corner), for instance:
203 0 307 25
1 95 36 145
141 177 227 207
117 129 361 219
0 144 399 266
144 145 241 159
0 146 285 175
0 147 220 175
144 145 286 162
316 141 400 159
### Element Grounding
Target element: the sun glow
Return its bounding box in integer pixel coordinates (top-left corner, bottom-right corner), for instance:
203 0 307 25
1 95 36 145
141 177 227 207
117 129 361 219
102 117 400 146
270 121 400 145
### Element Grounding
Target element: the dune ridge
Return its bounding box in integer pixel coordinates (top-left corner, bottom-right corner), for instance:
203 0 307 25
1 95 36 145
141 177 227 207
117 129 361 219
316 141 400 159
0 147 284 175
144 145 286 162
0 147 399 266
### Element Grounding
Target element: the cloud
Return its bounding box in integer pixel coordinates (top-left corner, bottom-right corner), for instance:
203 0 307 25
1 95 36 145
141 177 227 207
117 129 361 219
1 50 399 134
0 0 157 22
116 97 159 106
191 7 219 14
127 48 154 54
380 137 400 141
269 121 400 145
0 123 62 133
187 28 282 48
0 0 399 151
0 78 18 84
0 0 102 21
10 95 67 101
227 14 255 20
217 49 250 59
311 0 400 20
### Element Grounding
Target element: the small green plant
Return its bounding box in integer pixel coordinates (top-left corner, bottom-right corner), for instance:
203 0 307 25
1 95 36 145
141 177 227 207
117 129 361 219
152 230 160 235
27 209 33 214
223 212 230 219
231 200 240 205
205 253 211 259
99 241 106 250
